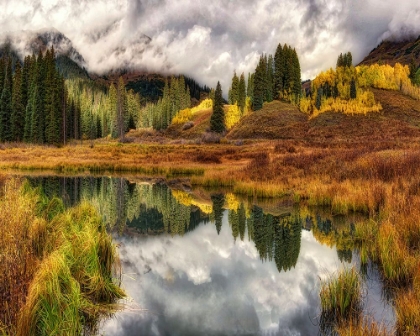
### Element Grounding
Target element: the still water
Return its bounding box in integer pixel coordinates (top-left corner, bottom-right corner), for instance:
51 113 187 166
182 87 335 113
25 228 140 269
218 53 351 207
27 176 395 336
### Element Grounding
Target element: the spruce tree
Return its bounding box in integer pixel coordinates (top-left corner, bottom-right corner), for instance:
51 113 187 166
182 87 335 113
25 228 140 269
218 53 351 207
211 193 225 235
0 58 5 99
337 53 344 68
350 78 357 99
274 43 284 99
0 58 13 142
266 55 274 102
22 56 30 108
253 56 265 111
116 76 127 140
346 52 353 67
247 73 254 102
282 45 292 95
229 71 239 104
409 58 418 84
291 48 302 102
238 73 246 113
210 81 225 133
315 88 323 110
11 61 25 141
31 51 45 143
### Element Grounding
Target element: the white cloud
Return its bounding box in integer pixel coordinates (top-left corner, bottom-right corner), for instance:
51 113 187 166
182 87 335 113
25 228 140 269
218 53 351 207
1 0 420 90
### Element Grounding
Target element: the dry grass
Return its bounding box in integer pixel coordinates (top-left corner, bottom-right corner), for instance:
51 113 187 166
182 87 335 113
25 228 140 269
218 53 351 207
0 180 125 335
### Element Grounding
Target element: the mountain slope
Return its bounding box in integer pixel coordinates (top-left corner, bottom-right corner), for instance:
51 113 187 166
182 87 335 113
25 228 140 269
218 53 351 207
359 36 420 67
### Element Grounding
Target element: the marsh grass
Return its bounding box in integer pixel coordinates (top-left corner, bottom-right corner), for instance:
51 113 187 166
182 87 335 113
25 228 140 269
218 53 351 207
335 318 391 336
0 179 125 336
320 267 362 332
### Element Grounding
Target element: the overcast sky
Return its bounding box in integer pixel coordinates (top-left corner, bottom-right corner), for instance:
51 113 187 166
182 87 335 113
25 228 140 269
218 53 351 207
1 0 420 90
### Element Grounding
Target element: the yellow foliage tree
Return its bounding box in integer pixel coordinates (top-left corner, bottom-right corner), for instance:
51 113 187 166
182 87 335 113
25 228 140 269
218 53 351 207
224 103 242 130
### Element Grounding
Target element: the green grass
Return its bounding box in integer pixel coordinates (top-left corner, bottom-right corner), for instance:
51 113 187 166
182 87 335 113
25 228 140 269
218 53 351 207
320 267 362 331
0 180 125 336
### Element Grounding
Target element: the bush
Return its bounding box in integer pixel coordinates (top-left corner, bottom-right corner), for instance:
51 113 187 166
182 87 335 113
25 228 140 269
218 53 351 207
202 132 222 143
182 121 194 131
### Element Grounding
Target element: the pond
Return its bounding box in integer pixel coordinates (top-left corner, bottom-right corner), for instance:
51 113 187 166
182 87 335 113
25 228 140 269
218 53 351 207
26 176 395 335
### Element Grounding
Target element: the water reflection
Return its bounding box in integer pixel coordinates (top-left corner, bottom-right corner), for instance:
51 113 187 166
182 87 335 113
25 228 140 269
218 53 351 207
27 176 358 266
26 176 394 335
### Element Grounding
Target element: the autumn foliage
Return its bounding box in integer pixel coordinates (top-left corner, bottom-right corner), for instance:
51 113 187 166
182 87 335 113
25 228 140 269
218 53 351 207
301 62 420 116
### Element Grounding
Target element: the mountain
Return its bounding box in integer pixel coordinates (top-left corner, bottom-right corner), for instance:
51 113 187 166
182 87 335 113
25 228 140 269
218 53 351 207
1 29 85 66
0 29 210 102
359 35 420 67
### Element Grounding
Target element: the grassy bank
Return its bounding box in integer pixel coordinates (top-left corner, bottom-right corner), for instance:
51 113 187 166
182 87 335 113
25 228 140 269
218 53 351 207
0 179 125 335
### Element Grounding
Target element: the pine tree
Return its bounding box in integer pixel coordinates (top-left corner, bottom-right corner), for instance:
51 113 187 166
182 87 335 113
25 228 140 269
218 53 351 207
116 76 127 140
211 193 225 235
229 71 239 104
337 53 344 68
11 61 25 141
247 73 254 101
45 47 62 145
22 56 30 108
0 58 13 142
346 52 353 67
350 78 357 99
0 58 5 100
274 43 284 99
253 56 265 111
409 58 418 84
109 83 118 138
31 51 46 143
238 73 246 113
210 81 225 133
266 55 274 102
291 48 302 102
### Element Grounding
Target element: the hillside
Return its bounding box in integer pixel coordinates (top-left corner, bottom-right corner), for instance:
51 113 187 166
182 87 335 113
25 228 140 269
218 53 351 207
359 36 420 67
227 89 420 141
161 88 420 142
228 101 308 140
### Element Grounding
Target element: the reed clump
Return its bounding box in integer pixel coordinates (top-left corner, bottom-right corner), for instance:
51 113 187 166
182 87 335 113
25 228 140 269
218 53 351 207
335 318 391 336
0 179 125 336
320 267 362 331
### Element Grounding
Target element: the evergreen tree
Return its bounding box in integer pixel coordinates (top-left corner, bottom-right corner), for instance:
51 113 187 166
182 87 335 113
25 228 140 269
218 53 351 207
0 58 5 100
291 48 302 102
316 88 322 110
0 58 13 142
210 81 225 133
253 56 265 111
336 53 344 68
211 193 225 235
238 73 246 113
22 56 30 108
346 52 353 67
274 43 284 99
266 55 274 102
229 71 239 104
116 76 127 140
409 58 418 84
11 61 25 141
282 45 292 94
247 73 254 101
109 83 118 138
350 78 357 99
44 47 62 145
30 51 46 143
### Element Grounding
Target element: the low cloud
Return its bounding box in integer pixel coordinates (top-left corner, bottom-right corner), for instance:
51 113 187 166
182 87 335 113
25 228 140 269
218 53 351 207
1 0 420 90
